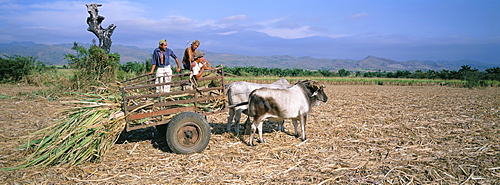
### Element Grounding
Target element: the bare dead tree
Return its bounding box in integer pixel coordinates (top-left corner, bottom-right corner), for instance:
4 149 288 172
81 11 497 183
86 3 116 53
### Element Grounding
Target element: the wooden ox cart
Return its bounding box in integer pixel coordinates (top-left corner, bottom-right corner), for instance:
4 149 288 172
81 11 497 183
119 67 225 154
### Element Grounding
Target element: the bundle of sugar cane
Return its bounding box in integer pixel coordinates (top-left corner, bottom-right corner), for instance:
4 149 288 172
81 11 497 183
2 93 126 170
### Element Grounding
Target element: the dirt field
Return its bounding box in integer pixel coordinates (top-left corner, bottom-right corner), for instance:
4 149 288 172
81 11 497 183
1 84 499 184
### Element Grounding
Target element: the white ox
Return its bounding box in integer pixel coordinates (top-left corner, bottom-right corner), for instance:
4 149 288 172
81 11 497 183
244 80 328 146
226 78 291 134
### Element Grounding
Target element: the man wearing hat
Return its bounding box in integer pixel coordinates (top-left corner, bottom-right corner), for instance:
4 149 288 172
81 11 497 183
148 39 181 93
189 50 221 88
191 50 214 80
182 39 210 71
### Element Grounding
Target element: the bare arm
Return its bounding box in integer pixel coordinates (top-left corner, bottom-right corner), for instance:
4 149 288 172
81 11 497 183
194 63 214 79
148 64 156 75
202 58 210 66
174 58 181 73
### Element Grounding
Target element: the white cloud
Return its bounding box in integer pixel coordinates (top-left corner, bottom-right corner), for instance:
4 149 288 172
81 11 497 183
255 18 284 26
327 34 349 38
349 12 369 19
97 1 146 21
4 1 148 28
0 3 20 10
217 31 238 35
255 25 317 39
194 19 221 29
1 1 86 27
162 15 194 25
222 14 248 22
115 18 156 29
251 17 346 39
28 1 83 10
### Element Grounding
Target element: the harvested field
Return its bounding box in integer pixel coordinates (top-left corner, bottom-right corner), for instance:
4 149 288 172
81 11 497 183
1 84 499 184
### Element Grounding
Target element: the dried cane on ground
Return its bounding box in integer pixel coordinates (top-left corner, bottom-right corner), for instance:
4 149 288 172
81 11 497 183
1 93 126 170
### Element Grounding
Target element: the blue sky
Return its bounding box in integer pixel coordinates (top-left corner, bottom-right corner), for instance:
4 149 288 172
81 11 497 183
0 0 499 64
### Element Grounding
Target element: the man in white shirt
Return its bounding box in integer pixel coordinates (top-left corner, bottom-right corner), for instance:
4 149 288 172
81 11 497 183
190 50 221 89
191 51 214 80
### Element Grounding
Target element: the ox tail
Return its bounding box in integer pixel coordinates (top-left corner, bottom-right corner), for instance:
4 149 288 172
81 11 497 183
228 101 248 108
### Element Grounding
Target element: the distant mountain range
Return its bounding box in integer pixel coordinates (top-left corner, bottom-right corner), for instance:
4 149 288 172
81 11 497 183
1 41 497 71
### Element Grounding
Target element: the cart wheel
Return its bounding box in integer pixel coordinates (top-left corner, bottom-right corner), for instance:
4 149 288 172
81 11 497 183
166 112 211 154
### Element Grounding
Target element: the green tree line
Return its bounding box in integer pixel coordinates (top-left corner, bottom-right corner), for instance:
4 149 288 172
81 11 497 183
222 65 500 81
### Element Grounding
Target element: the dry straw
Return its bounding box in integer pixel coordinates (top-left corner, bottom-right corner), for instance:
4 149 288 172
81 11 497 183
2 92 126 170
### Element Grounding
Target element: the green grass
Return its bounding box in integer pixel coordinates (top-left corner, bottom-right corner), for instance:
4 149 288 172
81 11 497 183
50 70 497 88
55 68 74 78
52 70 499 88
226 76 469 87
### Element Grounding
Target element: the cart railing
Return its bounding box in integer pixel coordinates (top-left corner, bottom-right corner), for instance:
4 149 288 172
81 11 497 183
120 67 226 131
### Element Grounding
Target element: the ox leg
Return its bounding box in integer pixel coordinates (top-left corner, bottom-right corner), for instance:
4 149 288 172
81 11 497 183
226 108 235 132
249 117 264 146
249 118 257 146
257 118 265 143
243 116 251 135
292 119 299 137
300 116 307 141
277 120 285 132
234 109 243 135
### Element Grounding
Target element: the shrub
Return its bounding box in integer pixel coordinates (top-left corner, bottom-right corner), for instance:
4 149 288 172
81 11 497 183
0 55 40 83
65 43 120 91
119 61 149 74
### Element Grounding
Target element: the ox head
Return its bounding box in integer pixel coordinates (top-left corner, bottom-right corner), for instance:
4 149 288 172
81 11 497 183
296 80 328 104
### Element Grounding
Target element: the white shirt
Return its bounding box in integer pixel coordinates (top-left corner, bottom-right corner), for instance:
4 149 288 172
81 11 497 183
191 62 204 75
